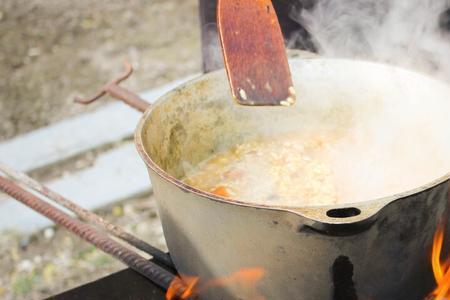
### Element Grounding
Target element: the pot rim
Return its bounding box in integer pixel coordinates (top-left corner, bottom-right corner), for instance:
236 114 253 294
135 58 450 224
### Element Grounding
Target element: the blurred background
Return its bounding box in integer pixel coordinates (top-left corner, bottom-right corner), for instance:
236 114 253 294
0 1 199 299
0 0 200 142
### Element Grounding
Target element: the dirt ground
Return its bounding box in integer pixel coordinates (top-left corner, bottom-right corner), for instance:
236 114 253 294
0 0 200 299
0 195 167 300
0 0 201 142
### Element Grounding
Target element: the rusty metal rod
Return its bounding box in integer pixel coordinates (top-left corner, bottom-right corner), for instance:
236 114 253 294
0 163 173 268
0 175 188 296
74 60 150 112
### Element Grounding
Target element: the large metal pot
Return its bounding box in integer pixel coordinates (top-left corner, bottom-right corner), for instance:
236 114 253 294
96 57 450 299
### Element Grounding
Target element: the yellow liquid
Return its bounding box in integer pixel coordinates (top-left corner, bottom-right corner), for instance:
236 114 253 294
184 131 342 206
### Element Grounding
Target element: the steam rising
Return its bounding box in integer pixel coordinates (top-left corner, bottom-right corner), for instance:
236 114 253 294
176 59 450 206
177 3 450 206
292 0 450 82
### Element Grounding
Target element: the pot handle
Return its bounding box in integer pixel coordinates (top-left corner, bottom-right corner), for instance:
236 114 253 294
290 200 387 236
74 61 150 113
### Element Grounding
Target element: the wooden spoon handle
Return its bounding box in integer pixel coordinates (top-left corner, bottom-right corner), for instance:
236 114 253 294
217 0 296 106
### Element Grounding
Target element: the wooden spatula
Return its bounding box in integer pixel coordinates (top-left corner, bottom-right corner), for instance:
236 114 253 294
217 0 296 106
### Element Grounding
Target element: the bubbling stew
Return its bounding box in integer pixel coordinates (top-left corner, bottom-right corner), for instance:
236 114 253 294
183 131 342 206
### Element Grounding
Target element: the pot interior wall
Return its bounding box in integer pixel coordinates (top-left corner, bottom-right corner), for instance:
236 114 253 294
139 58 450 206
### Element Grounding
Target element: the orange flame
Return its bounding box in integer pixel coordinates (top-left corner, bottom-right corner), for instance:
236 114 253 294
166 275 199 300
166 268 266 300
430 224 450 300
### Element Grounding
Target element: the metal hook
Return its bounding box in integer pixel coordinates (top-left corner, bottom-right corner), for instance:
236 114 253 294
74 60 149 112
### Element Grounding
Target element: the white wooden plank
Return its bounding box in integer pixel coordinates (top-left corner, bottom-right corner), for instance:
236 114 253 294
0 75 198 172
0 143 152 233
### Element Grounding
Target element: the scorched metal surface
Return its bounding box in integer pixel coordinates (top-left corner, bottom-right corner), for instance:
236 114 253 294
134 58 450 300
